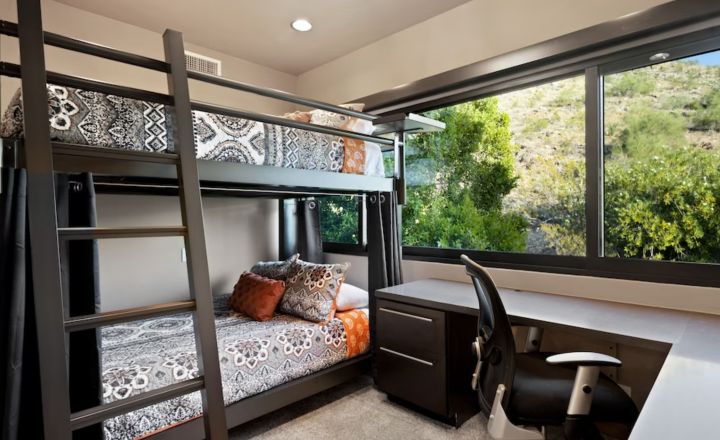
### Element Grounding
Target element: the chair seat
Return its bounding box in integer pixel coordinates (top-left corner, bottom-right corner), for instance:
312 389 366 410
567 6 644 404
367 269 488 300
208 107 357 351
507 352 638 426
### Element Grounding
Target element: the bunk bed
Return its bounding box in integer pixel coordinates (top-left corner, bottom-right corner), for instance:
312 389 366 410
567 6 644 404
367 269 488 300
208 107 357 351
0 1 444 440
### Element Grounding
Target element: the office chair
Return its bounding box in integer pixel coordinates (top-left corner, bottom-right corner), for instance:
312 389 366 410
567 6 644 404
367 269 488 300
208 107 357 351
461 255 638 440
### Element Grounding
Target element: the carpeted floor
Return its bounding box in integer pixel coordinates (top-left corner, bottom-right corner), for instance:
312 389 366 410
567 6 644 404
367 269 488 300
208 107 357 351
228 375 616 440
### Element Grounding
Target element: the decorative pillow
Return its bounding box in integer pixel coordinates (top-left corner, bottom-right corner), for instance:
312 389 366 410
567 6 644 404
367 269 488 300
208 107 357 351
277 260 351 324
343 118 375 135
228 273 286 322
309 103 366 130
250 253 299 281
335 283 369 311
340 137 366 174
281 111 312 123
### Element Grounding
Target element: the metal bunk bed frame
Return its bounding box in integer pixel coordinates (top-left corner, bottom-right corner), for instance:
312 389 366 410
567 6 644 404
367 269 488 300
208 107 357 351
0 0 443 439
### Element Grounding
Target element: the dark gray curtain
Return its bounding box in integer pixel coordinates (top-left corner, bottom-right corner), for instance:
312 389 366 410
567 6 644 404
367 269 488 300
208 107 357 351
0 169 102 440
367 191 403 376
281 199 323 264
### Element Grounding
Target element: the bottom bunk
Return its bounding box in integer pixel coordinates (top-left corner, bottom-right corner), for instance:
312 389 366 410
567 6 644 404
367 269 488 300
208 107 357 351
100 294 370 439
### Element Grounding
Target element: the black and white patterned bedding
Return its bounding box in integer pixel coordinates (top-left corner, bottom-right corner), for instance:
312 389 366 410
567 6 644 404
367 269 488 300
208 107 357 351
0 85 344 173
100 294 366 439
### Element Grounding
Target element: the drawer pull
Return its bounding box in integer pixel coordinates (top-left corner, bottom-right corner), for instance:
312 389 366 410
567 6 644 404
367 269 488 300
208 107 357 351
380 347 434 366
379 307 433 322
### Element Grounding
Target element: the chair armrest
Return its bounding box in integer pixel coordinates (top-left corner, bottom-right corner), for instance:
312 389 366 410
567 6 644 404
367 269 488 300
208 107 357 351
546 352 621 367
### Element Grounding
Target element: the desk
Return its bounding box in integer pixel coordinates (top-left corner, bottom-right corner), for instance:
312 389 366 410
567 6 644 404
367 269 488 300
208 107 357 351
376 279 720 440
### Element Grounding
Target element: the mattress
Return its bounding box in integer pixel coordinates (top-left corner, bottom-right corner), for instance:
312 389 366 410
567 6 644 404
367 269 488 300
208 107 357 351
0 85 386 177
100 294 370 439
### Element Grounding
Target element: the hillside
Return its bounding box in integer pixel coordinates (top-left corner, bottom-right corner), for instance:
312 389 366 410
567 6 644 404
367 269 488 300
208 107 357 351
497 60 720 256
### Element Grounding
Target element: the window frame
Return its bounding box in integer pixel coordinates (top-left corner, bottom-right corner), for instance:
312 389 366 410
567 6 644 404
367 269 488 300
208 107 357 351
323 20 720 289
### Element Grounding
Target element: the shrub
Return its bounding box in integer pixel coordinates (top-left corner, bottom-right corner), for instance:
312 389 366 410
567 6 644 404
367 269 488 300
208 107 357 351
522 116 549 135
614 107 686 161
552 85 584 108
692 88 720 131
607 71 656 97
604 147 720 262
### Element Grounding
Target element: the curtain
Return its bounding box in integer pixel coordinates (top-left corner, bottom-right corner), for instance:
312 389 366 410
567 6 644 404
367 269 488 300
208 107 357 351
281 199 323 264
367 191 403 376
0 170 102 440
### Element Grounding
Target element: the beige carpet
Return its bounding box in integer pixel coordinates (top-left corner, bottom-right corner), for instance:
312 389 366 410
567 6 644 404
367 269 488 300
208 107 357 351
228 375 615 440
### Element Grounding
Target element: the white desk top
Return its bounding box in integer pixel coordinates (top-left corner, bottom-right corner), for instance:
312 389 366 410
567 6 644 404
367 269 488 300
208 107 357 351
376 279 720 440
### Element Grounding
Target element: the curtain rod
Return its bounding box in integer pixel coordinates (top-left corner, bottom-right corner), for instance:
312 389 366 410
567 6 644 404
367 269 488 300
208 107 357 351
93 182 368 198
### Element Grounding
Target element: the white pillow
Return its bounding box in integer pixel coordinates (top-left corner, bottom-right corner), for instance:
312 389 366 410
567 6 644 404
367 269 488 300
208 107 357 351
336 283 369 311
344 118 375 135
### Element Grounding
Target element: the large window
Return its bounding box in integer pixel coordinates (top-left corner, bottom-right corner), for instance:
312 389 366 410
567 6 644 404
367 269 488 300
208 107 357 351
403 76 586 256
319 22 720 287
603 50 720 263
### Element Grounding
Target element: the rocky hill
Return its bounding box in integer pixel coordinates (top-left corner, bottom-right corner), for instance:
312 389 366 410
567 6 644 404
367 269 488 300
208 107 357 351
496 59 720 255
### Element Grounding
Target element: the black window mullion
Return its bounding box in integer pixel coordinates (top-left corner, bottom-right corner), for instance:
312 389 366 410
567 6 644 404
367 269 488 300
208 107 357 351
585 66 603 270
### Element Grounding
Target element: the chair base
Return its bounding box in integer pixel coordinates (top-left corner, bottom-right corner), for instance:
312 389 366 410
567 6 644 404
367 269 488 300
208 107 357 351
488 384 545 440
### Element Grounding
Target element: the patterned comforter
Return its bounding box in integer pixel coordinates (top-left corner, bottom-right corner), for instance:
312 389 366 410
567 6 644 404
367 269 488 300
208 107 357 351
1 85 345 173
101 294 369 440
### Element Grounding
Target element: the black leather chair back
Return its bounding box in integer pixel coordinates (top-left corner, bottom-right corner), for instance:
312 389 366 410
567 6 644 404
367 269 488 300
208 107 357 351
461 255 516 416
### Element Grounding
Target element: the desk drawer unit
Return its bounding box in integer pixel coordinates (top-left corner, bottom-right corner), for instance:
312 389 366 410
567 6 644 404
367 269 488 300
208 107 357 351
375 296 479 427
376 299 446 356
376 345 447 415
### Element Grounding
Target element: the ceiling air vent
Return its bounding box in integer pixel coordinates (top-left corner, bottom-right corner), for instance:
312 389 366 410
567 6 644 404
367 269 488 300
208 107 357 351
185 51 221 76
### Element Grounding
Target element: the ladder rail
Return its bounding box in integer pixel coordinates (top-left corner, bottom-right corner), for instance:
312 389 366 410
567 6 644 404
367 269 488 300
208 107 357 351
64 300 197 332
16 0 74 438
70 377 206 431
164 30 229 440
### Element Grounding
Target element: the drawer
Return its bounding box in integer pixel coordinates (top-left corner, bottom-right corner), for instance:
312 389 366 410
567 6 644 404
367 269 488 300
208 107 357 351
376 345 447 415
377 299 446 356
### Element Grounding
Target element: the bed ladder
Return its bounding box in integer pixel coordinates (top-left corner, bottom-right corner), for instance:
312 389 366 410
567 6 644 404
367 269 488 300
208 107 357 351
14 0 228 439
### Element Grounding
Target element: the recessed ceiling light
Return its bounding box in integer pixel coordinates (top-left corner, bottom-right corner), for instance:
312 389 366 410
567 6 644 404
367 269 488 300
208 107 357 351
649 52 670 61
291 19 312 32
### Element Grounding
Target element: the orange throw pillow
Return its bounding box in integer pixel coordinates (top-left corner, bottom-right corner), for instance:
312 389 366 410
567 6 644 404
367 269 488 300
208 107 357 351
228 273 286 322
340 137 366 174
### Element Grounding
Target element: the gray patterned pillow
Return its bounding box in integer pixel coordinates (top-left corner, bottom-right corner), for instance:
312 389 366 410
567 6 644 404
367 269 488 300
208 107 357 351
250 254 299 282
277 260 351 324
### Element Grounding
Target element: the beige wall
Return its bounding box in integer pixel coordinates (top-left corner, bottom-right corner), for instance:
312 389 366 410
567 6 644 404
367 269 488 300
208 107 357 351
97 194 278 312
296 0 673 104
0 0 297 114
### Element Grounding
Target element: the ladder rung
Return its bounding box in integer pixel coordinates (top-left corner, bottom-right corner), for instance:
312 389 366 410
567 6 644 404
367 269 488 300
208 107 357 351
57 227 187 240
64 300 196 332
52 142 180 165
70 377 205 431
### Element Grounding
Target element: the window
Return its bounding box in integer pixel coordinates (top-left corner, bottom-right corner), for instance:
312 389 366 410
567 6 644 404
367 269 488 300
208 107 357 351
318 18 720 287
603 50 720 263
319 196 361 245
403 76 586 256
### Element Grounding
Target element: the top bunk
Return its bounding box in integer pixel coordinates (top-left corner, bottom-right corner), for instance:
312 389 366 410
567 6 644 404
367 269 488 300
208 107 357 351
0 20 445 198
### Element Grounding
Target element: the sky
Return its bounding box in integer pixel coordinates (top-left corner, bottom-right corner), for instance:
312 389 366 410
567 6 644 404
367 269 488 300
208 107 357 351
684 50 720 66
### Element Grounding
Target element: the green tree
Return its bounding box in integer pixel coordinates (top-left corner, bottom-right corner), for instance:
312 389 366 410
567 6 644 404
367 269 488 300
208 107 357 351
320 196 359 243
402 99 528 251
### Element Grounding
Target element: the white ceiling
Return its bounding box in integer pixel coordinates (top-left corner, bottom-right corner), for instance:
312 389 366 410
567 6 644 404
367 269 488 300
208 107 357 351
56 0 472 75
